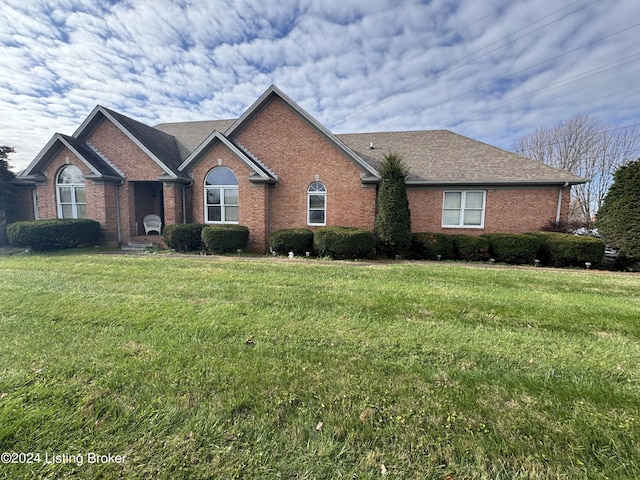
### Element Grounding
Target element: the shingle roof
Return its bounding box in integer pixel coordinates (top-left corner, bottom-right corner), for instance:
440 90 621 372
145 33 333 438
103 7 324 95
102 107 184 176
154 119 237 161
59 134 122 179
20 133 123 180
336 130 587 185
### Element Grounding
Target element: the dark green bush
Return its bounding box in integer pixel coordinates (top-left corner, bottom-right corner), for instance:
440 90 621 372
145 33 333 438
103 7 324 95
313 227 374 259
453 234 491 261
201 225 249 253
163 223 206 252
374 153 412 256
529 232 605 267
269 228 314 255
483 233 541 264
411 232 454 260
7 219 100 251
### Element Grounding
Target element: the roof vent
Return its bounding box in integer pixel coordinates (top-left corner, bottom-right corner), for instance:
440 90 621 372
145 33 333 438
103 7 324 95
369 142 374 149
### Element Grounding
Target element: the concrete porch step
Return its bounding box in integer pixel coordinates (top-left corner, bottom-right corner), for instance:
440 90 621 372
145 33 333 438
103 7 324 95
121 241 157 251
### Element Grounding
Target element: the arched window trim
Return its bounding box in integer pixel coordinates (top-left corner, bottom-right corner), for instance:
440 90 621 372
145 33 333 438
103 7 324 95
307 181 326 226
204 166 239 224
56 165 87 219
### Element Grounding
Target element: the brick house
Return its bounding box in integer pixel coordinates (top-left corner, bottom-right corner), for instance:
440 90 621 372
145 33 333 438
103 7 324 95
16 85 586 252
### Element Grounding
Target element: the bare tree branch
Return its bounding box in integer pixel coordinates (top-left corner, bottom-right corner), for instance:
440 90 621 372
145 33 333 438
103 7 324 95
513 116 640 224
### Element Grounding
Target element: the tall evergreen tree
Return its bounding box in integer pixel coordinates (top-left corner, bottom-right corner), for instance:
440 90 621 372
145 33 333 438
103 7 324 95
374 153 412 256
0 146 17 246
596 159 640 267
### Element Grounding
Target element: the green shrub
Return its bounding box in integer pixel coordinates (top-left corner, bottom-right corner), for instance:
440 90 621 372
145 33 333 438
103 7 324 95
483 233 541 264
529 232 605 267
411 232 454 260
313 227 374 260
7 219 100 251
163 223 206 252
201 225 249 253
453 234 491 261
596 159 640 263
374 153 412 256
269 228 314 255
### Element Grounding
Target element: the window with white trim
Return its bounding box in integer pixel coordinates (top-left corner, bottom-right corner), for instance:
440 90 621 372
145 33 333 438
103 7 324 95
205 167 239 223
56 165 86 219
307 182 326 225
442 191 486 228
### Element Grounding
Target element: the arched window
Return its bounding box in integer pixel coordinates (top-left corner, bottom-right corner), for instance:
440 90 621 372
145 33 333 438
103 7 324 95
56 165 86 219
307 182 326 225
205 167 239 223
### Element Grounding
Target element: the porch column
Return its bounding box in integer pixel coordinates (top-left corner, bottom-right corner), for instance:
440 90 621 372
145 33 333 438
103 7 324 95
161 178 191 227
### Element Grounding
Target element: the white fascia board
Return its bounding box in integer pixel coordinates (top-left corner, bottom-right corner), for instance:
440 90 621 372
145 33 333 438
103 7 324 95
20 134 99 177
178 131 272 181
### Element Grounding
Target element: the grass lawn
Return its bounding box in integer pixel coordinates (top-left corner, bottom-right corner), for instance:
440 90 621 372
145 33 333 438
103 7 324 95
0 252 639 479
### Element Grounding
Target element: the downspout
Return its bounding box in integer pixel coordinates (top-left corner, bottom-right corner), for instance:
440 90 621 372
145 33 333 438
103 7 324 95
32 188 39 220
268 184 273 238
555 182 569 224
115 180 124 245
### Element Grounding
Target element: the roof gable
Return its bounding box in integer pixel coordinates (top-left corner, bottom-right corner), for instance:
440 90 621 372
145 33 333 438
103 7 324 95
225 85 380 180
179 131 275 183
74 106 184 179
20 133 122 181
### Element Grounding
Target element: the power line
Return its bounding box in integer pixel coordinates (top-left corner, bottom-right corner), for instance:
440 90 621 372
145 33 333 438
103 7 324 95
349 0 519 95
459 67 640 123
377 51 640 129
334 0 596 127
370 22 640 130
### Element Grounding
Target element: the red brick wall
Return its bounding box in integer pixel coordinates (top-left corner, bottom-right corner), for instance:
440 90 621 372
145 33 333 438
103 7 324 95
409 186 571 234
233 98 377 236
33 146 124 245
188 142 270 252
87 120 164 180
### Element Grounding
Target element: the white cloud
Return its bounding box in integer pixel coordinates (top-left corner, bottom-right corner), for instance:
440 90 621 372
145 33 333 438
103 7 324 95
1 0 639 171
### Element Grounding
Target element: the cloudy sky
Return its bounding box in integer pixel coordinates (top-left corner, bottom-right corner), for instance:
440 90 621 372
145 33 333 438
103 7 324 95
1 0 639 171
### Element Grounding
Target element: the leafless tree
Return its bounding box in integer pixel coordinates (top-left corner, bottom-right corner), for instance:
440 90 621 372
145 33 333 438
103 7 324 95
513 115 640 225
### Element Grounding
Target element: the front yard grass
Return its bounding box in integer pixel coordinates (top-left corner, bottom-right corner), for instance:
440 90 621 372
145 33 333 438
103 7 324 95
0 253 639 479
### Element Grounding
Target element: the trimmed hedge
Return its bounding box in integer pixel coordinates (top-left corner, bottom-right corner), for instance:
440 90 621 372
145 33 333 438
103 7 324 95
269 228 314 255
163 223 206 252
314 226 374 259
201 224 249 253
411 232 454 260
7 219 100 251
483 233 541 264
453 234 491 261
529 232 605 267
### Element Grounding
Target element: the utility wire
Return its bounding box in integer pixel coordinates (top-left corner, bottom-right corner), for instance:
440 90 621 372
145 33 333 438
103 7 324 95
460 67 640 122
334 0 595 127
371 22 640 130
350 0 519 95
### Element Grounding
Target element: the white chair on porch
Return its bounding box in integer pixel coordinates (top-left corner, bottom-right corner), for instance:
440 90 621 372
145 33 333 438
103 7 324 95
143 214 162 235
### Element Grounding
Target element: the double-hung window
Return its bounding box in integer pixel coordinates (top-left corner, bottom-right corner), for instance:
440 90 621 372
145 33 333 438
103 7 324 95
56 165 86 219
307 182 326 225
205 167 239 223
442 190 486 228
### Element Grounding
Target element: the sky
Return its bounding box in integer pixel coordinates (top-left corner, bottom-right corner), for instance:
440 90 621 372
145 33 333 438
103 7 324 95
1 0 640 172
